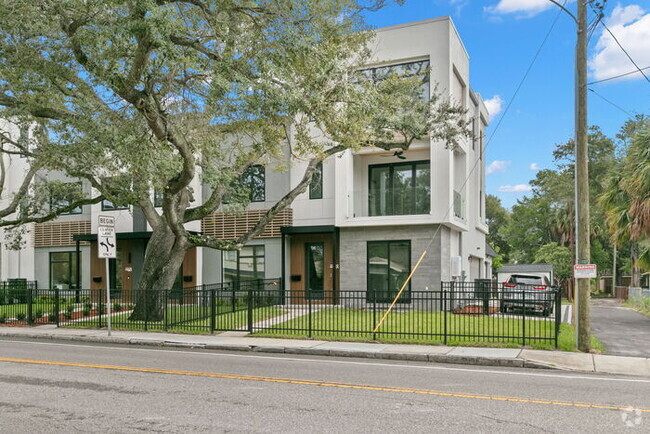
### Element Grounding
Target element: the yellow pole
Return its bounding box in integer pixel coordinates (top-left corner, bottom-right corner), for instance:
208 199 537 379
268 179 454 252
373 250 428 333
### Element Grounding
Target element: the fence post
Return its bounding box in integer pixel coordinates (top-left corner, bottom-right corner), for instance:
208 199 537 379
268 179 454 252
97 286 102 328
144 290 148 332
554 289 561 349
26 283 33 326
372 293 377 341
53 286 59 327
164 289 168 332
522 288 526 347
210 285 216 333
308 292 313 339
247 286 254 333
442 282 447 345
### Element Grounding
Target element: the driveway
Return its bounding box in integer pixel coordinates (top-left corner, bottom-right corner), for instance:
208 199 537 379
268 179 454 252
590 298 650 357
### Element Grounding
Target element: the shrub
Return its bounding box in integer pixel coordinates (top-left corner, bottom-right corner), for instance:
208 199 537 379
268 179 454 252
15 313 26 321
0 315 6 324
82 307 90 317
113 302 122 312
96 303 105 314
66 304 75 313
33 310 43 320
49 311 59 321
127 303 135 310
84 301 92 310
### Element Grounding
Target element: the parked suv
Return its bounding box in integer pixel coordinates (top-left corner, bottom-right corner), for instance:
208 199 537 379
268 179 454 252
500 274 555 317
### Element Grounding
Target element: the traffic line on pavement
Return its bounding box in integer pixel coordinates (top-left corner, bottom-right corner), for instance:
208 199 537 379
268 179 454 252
1 356 648 413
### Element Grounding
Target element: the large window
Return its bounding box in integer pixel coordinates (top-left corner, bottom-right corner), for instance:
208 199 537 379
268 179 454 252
223 245 265 284
242 165 265 202
101 199 128 211
369 161 430 216
50 252 80 289
309 162 323 200
367 241 411 303
358 59 430 100
50 183 82 215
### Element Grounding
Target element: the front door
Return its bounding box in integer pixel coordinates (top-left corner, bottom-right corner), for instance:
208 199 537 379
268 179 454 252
305 242 325 300
290 234 335 304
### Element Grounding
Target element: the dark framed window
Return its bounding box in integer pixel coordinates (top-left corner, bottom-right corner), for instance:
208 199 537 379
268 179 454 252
223 245 265 284
309 162 323 199
242 165 265 202
369 161 430 216
101 199 128 211
50 182 83 215
367 240 411 303
305 242 324 300
50 252 80 289
154 189 164 208
358 59 430 100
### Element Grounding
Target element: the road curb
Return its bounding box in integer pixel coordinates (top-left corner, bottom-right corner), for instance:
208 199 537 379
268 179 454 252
0 330 557 371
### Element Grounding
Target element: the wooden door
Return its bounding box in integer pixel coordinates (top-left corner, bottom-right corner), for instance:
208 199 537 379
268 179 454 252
289 234 334 304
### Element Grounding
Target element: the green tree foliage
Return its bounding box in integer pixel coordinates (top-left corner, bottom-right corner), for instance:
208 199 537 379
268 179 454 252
0 0 468 320
485 194 510 262
533 242 571 284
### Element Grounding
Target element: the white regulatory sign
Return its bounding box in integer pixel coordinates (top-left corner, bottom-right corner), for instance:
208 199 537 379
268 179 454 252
574 264 597 279
98 226 116 259
98 215 115 227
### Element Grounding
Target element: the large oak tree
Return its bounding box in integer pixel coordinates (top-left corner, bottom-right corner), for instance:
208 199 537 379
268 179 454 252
0 0 468 320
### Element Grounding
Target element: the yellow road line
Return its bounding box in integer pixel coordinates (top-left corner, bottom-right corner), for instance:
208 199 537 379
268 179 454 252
1 356 648 413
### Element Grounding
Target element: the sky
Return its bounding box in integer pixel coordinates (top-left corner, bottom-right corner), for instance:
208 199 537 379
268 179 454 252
363 0 650 208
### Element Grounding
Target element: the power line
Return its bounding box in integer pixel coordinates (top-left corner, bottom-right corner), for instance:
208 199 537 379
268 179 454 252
597 20 650 84
587 65 650 85
588 88 634 117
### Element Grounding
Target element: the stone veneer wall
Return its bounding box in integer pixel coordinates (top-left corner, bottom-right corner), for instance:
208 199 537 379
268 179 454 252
338 225 443 294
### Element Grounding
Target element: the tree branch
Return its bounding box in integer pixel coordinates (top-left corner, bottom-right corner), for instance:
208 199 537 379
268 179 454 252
0 195 104 227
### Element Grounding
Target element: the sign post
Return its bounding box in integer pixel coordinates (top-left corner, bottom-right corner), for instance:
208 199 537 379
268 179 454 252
573 263 597 347
98 216 116 336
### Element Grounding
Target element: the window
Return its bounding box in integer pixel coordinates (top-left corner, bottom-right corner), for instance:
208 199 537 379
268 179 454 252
101 199 128 211
309 162 323 200
154 189 164 208
367 241 411 303
50 183 82 215
242 165 265 202
369 161 430 216
223 245 265 284
358 60 430 100
50 252 80 289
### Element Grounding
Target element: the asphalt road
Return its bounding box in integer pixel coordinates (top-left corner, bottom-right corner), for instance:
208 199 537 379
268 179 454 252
591 299 650 357
0 338 648 433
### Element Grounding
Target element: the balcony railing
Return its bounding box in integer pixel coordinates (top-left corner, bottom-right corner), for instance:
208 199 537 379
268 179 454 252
349 187 431 218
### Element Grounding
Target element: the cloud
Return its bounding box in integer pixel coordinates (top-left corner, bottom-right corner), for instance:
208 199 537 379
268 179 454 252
590 5 650 82
530 163 541 170
498 184 532 192
483 95 504 121
486 160 511 175
485 0 555 17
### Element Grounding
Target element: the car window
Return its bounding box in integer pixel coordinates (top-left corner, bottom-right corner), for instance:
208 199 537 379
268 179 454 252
513 275 544 285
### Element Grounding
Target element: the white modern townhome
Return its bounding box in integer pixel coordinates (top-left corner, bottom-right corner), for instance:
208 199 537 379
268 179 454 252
1 17 491 305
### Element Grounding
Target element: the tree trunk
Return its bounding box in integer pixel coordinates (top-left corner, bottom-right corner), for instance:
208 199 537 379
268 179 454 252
129 226 189 322
631 242 641 288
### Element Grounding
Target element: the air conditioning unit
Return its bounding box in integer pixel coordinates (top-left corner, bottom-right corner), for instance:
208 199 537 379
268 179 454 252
451 256 462 277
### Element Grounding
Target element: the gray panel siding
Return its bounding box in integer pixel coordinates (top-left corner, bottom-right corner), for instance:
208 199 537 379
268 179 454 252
338 225 443 293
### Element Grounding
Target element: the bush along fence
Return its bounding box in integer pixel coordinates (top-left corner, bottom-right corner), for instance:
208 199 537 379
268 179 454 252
0 279 561 348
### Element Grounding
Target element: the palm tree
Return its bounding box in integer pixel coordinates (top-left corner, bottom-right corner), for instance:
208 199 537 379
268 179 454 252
599 128 650 286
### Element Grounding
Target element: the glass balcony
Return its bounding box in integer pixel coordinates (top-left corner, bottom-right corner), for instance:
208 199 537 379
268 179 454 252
349 187 431 218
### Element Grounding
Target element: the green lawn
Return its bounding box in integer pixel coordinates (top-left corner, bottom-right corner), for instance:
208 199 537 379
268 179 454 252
253 307 561 350
62 305 286 333
0 302 58 319
625 297 650 317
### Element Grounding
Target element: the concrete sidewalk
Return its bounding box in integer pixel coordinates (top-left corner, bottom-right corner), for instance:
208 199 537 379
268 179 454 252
1 325 649 377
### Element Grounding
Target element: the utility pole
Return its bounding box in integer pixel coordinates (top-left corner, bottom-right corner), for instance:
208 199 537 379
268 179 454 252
575 0 591 352
549 0 591 351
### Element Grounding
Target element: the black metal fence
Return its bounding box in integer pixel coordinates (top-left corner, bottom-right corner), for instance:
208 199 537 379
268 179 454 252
0 280 560 348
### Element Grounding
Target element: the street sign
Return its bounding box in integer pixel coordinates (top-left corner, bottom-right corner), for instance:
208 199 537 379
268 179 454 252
574 264 597 279
98 226 116 258
98 215 115 227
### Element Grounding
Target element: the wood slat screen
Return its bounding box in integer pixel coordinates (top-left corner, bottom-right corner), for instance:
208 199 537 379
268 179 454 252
33 220 91 247
201 209 292 239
